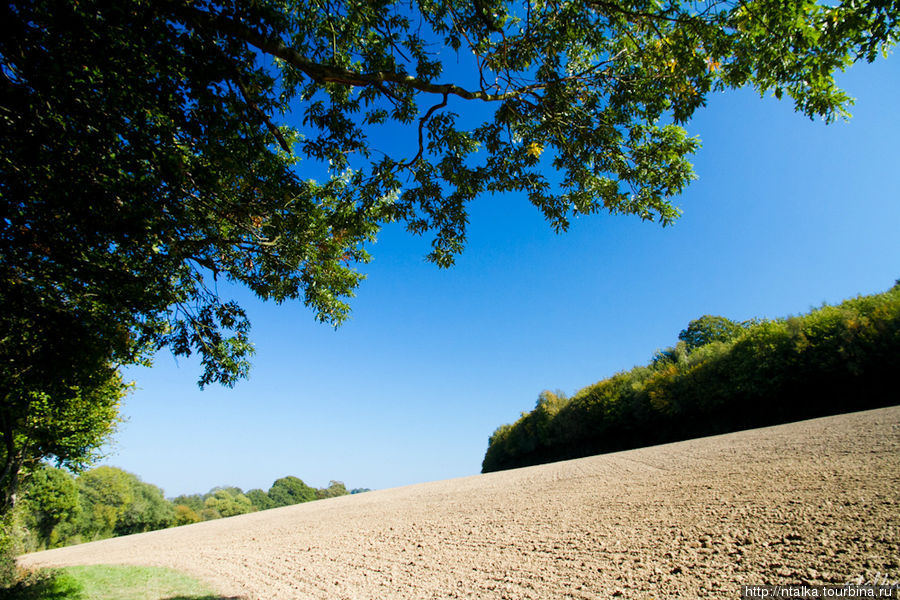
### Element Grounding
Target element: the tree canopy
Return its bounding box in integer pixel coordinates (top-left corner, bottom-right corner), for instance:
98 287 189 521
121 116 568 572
267 476 317 507
19 466 80 547
1 0 898 513
678 315 748 350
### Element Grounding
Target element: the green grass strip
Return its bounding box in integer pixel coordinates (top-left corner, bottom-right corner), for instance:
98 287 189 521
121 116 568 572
1 564 235 600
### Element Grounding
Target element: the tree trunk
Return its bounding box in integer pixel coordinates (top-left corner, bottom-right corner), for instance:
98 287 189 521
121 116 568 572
0 420 21 517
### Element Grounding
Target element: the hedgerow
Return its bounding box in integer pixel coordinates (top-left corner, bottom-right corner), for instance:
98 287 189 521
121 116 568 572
482 282 900 472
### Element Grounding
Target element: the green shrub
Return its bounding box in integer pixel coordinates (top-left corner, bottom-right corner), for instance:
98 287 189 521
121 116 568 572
0 512 20 587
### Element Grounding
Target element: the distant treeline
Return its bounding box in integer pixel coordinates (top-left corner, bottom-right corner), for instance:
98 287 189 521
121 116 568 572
482 282 900 473
7 466 368 553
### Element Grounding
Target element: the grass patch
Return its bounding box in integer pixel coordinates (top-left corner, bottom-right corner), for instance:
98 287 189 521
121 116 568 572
0 568 81 600
0 564 238 600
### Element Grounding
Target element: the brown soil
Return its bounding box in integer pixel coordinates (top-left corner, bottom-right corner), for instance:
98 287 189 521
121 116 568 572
19 406 900 599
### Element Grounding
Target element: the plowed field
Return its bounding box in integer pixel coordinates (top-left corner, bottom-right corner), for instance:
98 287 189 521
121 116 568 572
20 406 900 599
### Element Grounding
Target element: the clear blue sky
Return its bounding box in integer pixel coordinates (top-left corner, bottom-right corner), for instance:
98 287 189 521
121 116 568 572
109 55 899 498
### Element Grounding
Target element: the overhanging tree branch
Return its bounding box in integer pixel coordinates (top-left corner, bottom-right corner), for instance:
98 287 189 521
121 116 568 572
167 1 534 102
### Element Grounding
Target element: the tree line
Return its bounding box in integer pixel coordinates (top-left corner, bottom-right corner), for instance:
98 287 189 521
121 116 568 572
1 465 367 578
482 281 900 473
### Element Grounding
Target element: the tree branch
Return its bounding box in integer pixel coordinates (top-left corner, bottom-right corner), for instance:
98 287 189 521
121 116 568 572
232 72 291 153
167 2 528 103
402 92 450 168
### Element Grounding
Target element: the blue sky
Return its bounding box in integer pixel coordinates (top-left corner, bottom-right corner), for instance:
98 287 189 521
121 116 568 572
110 54 899 498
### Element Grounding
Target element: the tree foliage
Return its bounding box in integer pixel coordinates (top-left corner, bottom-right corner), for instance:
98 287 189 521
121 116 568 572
73 467 134 541
115 479 176 536
267 476 317 508
2 0 897 513
170 494 206 514
73 467 177 540
482 281 900 472
4 0 897 381
0 358 125 513
203 488 254 518
678 314 748 350
245 489 274 511
18 466 79 549
173 503 201 527
316 480 350 500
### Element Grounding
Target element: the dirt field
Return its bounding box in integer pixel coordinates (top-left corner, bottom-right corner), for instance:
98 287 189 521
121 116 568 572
20 406 900 599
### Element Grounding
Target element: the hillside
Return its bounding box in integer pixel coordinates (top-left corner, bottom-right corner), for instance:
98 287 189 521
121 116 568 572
20 406 900 599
